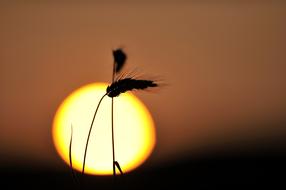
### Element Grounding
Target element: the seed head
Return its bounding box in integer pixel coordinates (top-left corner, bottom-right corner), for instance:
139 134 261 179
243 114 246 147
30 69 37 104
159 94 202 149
106 78 158 97
113 49 127 73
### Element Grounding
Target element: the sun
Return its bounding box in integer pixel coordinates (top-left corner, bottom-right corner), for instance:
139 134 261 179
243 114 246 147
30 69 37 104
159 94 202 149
52 83 156 175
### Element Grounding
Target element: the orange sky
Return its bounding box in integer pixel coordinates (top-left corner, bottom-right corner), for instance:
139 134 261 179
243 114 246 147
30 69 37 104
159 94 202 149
1 1 286 169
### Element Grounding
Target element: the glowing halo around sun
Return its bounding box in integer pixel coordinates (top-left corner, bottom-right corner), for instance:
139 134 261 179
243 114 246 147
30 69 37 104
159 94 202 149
52 83 156 175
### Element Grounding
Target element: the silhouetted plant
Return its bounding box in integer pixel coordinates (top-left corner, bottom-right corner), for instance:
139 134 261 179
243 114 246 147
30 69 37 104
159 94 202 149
72 48 159 178
107 78 158 97
110 48 127 177
69 124 79 185
82 77 158 175
113 48 127 74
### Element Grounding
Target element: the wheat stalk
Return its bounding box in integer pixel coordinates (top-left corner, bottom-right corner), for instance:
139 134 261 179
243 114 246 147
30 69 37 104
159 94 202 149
111 48 127 177
81 77 157 175
82 94 107 175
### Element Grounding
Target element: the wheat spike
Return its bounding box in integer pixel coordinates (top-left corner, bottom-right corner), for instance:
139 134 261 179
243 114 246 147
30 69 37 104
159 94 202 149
106 78 158 97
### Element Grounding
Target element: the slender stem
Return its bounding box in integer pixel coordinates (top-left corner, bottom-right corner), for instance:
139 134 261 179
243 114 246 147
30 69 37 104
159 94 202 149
82 93 107 175
70 124 79 185
111 97 116 177
111 61 116 177
69 124 73 172
112 60 115 83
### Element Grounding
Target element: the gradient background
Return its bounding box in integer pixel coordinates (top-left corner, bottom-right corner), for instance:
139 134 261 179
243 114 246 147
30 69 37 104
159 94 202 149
1 1 286 189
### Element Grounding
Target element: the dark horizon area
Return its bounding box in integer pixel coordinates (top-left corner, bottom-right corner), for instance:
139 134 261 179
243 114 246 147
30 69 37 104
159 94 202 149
1 121 286 189
1 118 286 189
1 147 285 189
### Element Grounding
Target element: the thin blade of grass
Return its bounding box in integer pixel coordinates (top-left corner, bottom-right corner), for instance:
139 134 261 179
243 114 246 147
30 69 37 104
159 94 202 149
69 124 79 185
82 93 107 175
114 161 123 175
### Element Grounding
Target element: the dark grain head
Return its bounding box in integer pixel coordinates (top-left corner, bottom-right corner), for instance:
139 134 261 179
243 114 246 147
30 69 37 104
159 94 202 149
106 78 158 97
113 48 127 73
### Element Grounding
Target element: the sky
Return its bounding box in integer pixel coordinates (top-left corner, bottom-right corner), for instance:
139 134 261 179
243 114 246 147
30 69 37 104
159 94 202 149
1 1 286 171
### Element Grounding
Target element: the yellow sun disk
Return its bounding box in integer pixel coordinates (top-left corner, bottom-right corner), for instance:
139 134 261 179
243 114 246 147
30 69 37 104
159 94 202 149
52 83 156 175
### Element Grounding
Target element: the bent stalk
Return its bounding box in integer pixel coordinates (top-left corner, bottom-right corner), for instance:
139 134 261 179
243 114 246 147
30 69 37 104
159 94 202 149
82 93 107 175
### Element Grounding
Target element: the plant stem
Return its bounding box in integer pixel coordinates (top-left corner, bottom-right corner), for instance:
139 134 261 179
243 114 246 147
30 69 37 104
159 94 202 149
69 124 74 174
111 61 116 177
82 93 107 175
112 97 116 177
70 124 80 185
